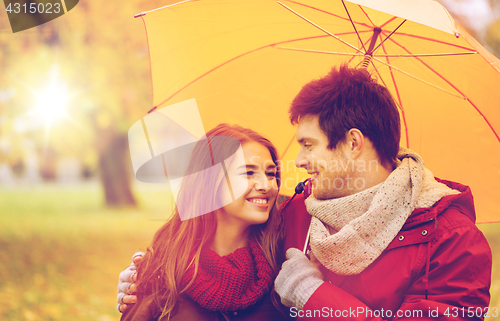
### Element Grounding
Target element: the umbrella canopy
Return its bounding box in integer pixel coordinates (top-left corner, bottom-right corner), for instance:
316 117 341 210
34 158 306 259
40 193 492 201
133 0 500 223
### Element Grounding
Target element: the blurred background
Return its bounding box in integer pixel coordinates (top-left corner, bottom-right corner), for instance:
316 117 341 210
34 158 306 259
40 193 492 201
0 0 499 320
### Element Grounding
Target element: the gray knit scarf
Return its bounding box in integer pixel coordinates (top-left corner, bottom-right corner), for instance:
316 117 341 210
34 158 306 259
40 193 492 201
305 148 459 275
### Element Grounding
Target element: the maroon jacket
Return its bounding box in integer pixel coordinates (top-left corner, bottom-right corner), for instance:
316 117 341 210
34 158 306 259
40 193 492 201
281 179 492 320
120 292 288 321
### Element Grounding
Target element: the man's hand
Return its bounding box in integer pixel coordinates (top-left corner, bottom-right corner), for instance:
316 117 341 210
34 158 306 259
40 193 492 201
117 252 144 313
274 248 324 310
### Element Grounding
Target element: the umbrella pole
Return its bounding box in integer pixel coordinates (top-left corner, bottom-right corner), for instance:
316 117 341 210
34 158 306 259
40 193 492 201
360 27 382 69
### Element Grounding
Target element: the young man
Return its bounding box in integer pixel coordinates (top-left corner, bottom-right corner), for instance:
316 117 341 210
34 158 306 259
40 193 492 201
118 65 492 320
274 65 491 320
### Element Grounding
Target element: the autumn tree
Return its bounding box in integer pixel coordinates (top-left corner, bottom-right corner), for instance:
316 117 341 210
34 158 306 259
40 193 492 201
0 0 165 206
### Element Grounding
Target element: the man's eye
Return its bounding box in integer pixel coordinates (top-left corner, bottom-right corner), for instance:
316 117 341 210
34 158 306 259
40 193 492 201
266 172 277 178
244 171 254 176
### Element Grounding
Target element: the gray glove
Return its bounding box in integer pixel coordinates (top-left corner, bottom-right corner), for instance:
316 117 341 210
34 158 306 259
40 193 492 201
274 248 324 310
117 251 144 312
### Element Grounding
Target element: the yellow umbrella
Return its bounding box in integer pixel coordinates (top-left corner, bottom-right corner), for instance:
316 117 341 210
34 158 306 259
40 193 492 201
133 0 500 223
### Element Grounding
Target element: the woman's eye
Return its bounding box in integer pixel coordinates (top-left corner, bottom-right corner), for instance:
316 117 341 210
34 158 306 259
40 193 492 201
266 172 277 178
244 171 254 176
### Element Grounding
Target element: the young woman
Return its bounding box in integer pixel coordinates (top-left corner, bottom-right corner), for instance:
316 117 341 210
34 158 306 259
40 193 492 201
120 124 288 321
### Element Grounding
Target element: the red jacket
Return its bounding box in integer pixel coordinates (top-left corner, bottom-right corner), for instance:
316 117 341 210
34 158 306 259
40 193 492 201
281 179 492 320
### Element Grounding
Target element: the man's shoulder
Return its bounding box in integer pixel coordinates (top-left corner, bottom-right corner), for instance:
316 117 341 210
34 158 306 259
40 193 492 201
434 178 475 220
406 178 476 228
414 179 491 261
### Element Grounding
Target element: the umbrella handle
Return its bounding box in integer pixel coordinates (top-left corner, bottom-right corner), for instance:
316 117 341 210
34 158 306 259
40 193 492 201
303 221 312 255
281 178 311 212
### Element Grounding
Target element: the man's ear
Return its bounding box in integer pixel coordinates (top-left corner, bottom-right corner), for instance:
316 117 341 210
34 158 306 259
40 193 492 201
346 128 364 158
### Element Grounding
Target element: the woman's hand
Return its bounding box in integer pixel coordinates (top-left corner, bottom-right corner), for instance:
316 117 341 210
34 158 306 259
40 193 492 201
117 252 143 312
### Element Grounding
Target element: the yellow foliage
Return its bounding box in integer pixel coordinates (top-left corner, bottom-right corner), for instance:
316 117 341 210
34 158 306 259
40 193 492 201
1 0 167 161
23 309 38 321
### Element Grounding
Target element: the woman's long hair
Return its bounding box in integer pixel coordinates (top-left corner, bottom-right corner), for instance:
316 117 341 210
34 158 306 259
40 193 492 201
135 124 283 319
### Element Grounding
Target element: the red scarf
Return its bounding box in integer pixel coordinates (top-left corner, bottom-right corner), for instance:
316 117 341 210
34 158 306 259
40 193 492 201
181 240 274 311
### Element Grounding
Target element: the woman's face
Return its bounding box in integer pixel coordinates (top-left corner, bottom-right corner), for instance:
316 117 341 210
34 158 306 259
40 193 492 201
217 141 279 227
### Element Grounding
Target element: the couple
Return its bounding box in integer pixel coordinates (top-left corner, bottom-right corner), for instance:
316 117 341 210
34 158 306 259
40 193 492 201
118 65 491 320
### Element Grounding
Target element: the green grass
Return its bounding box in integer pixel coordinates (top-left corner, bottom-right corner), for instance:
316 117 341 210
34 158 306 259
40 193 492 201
478 223 500 313
0 184 498 320
0 184 168 321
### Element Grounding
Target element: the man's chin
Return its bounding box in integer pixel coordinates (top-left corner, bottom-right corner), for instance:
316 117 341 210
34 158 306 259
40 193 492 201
312 189 337 200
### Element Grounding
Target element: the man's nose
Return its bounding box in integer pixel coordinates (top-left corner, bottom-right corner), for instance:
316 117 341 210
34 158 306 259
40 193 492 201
295 150 307 169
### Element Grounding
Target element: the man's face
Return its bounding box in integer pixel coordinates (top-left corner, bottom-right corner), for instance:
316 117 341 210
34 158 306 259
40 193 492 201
295 115 356 200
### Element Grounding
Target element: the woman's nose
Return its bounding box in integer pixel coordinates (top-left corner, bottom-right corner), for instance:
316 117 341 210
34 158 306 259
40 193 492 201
253 174 271 191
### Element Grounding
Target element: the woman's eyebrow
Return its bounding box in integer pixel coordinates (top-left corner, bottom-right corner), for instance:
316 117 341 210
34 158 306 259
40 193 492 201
236 164 276 170
237 164 259 170
266 164 277 171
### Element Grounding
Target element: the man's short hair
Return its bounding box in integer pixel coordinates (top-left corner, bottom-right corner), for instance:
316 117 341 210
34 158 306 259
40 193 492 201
289 64 401 167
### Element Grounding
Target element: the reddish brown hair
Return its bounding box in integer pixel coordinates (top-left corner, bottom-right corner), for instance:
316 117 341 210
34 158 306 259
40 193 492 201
136 124 283 319
289 64 401 167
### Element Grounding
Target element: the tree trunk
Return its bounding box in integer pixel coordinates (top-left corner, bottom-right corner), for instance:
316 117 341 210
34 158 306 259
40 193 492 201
97 130 136 207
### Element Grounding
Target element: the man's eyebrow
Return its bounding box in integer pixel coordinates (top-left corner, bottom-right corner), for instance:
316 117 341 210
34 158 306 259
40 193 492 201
297 137 317 144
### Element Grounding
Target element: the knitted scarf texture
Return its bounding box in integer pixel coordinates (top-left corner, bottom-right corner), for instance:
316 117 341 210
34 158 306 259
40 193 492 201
181 240 273 312
305 148 459 276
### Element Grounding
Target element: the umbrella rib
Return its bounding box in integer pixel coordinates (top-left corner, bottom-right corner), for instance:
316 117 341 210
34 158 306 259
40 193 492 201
381 33 477 99
377 43 410 148
371 56 465 99
466 99 500 143
275 46 365 56
370 61 390 94
372 20 407 53
379 16 398 29
373 52 477 57
139 15 157 114
280 134 297 163
390 32 476 52
277 1 364 54
358 6 377 27
154 35 332 108
134 0 194 17
381 37 500 144
369 60 389 89
274 47 476 59
281 0 373 29
341 0 367 53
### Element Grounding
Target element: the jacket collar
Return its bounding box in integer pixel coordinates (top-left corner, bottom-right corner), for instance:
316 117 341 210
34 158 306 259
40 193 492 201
403 178 475 229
